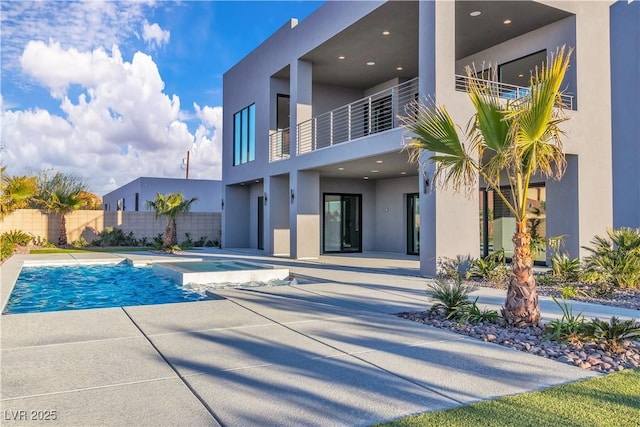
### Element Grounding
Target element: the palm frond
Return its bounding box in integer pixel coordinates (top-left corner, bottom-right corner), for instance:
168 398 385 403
402 99 478 193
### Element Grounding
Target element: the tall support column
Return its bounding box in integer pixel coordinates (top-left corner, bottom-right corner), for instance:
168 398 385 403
269 174 291 256
290 59 313 157
419 0 480 276
290 170 320 259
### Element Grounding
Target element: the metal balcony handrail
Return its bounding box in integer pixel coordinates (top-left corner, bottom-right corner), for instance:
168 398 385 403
269 128 291 162
295 77 419 156
454 74 574 110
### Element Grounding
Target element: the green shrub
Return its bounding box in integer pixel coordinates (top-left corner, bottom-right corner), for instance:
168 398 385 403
469 250 509 287
559 284 579 300
583 227 640 289
454 297 501 324
71 237 88 248
152 233 164 249
437 255 472 280
551 252 581 282
194 236 207 247
544 297 587 343
92 227 139 247
583 317 640 353
31 235 55 248
586 281 616 299
1 238 15 260
426 276 476 318
2 230 32 246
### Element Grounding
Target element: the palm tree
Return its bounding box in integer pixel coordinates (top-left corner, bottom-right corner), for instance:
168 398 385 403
402 46 572 327
146 193 198 249
34 171 89 246
0 168 38 219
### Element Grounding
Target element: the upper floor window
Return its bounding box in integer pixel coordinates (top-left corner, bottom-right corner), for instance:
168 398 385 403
233 104 256 165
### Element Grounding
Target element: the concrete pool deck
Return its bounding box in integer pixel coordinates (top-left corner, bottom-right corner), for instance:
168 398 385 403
1 250 638 426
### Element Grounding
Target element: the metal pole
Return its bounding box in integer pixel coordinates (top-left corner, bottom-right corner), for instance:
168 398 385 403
186 150 190 179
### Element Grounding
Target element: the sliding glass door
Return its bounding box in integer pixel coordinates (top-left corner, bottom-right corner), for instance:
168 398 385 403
323 194 361 253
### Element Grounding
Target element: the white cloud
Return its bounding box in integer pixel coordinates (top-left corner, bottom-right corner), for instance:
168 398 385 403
1 1 155 79
2 41 222 195
143 21 170 49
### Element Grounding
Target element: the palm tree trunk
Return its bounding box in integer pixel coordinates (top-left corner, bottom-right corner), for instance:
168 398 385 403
503 222 540 327
58 214 68 246
171 219 178 246
163 224 172 249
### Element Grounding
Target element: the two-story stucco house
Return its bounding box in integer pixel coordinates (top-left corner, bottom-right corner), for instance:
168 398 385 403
222 0 639 275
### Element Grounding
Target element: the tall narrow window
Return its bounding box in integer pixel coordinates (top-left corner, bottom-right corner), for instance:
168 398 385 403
233 103 256 166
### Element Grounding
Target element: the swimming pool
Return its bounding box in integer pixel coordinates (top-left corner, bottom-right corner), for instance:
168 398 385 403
3 262 209 315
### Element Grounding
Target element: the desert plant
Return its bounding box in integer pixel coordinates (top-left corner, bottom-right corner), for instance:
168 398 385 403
559 284 578 300
1 238 14 260
551 252 581 282
403 47 573 327
469 250 509 286
426 276 476 318
585 281 616 299
181 232 195 248
194 236 208 247
582 317 640 353
543 296 587 343
71 237 89 248
2 230 32 246
31 235 55 248
437 255 472 280
455 297 501 324
583 227 640 289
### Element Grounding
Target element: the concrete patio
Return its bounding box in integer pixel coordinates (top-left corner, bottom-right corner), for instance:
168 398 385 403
1 250 637 426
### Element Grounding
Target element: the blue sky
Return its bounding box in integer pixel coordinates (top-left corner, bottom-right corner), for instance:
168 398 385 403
1 1 323 195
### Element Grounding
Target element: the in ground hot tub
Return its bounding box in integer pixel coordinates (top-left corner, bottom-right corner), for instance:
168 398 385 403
152 260 289 285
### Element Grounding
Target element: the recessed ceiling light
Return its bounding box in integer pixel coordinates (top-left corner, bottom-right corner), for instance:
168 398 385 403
518 73 524 77
338 167 344 170
396 66 404 71
338 56 345 60
503 19 512 24
376 160 383 163
364 176 369 180
400 172 407 175
366 61 376 66
382 30 390 36
371 170 379 173
470 11 482 17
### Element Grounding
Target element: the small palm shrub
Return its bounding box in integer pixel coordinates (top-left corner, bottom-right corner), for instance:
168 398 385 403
583 317 640 353
2 230 32 246
469 250 508 287
551 252 581 282
583 227 640 289
426 276 476 318
455 298 501 324
544 297 587 343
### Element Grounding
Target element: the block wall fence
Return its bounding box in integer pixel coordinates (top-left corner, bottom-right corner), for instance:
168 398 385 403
1 209 221 244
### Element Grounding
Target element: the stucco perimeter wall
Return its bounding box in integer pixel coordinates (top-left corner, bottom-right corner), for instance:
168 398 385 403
1 209 221 244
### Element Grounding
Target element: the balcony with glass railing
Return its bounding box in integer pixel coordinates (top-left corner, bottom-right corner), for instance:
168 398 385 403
454 74 574 110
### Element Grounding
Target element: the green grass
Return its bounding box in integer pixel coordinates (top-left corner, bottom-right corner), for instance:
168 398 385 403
381 369 640 427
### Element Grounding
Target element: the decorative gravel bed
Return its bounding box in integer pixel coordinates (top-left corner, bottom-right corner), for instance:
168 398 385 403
398 280 640 374
397 311 640 374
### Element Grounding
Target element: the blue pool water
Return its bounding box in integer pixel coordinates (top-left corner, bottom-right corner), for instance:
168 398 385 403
3 263 209 314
